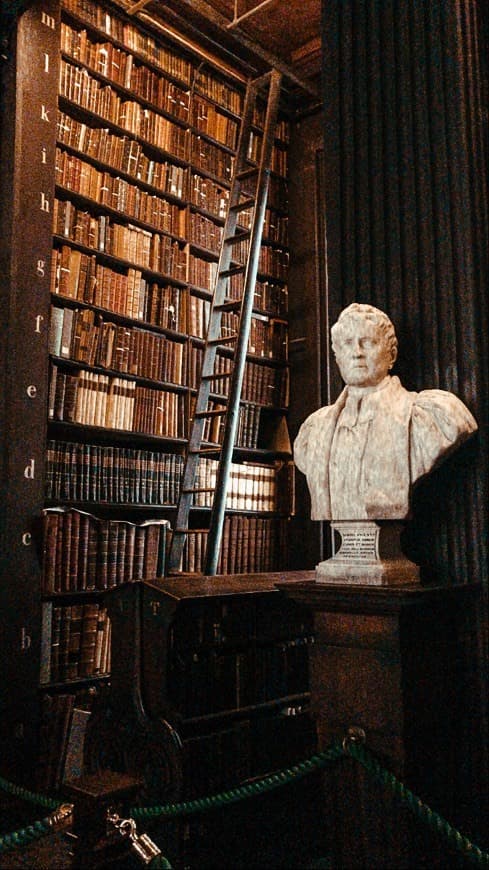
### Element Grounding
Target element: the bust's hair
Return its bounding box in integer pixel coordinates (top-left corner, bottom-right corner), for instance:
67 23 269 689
331 302 398 362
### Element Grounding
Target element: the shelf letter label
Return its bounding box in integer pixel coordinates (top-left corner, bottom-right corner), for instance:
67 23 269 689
37 260 46 277
40 192 50 213
21 628 32 651
42 147 47 164
27 385 37 398
22 532 32 546
41 105 50 123
44 53 50 73
41 11 56 29
35 315 44 332
24 459 35 479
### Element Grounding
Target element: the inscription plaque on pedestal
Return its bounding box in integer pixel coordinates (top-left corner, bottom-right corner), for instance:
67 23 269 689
316 521 420 586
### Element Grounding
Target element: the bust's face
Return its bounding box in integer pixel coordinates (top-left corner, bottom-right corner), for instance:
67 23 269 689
333 317 393 387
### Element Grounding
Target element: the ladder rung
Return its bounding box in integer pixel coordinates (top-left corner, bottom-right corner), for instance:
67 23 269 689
194 408 227 418
219 266 245 278
224 230 250 245
214 300 241 312
189 447 222 455
182 487 215 494
208 333 238 345
230 198 255 213
237 166 258 181
202 370 233 380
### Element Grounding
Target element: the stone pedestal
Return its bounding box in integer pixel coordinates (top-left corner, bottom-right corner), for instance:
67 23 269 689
316 520 419 585
277 580 480 869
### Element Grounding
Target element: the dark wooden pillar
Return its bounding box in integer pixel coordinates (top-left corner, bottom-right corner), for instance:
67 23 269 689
319 0 488 840
281 580 481 868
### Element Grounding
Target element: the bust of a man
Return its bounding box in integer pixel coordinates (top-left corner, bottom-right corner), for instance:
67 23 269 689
294 303 477 521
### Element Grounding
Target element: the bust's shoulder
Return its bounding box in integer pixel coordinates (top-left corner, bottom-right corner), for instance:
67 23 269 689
413 388 477 434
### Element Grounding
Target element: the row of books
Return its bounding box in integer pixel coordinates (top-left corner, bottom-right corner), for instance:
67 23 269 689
41 602 111 684
170 591 312 652
49 305 186 384
60 59 189 158
180 516 289 574
37 693 89 792
192 459 279 512
191 135 234 182
61 22 191 123
48 364 186 437
195 398 262 449
63 3 288 145
57 109 287 227
51 246 186 328
57 112 188 199
169 637 311 718
45 439 291 511
188 210 223 255
45 440 184 505
187 295 288 359
62 20 241 155
188 347 288 406
190 172 228 219
228 274 288 316
247 131 288 178
41 507 169 593
193 95 238 150
63 0 194 85
49 244 287 334
194 69 242 116
54 198 188 277
56 147 187 237
49 299 287 399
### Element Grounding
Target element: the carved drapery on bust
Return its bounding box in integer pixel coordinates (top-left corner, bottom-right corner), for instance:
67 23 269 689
294 303 478 523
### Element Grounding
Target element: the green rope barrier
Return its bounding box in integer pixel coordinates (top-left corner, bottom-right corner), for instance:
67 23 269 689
130 741 345 821
148 854 173 869
0 817 53 855
1 734 488 868
0 774 59 811
348 741 489 868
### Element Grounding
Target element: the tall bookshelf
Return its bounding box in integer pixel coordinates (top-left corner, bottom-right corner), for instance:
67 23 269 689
1 0 306 798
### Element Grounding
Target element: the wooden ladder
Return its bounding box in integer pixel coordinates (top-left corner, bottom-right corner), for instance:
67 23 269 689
167 69 283 575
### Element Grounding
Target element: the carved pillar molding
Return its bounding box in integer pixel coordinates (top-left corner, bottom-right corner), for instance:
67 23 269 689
321 0 488 588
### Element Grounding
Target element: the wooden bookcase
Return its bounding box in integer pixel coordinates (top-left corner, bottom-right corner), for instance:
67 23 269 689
0 0 307 808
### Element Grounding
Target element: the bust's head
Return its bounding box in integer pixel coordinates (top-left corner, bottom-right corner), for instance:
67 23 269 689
331 303 398 388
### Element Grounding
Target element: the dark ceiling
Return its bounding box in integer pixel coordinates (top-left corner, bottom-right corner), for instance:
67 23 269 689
122 0 322 104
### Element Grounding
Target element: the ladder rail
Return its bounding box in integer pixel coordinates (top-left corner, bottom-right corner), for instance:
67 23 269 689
204 70 282 575
167 69 283 575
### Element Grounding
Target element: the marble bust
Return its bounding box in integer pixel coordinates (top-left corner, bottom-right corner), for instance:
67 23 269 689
294 303 478 523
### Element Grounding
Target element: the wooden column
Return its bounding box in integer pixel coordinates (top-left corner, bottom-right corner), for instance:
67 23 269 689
280 580 481 868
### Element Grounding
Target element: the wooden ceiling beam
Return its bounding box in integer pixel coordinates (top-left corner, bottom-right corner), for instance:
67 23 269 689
149 0 319 98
